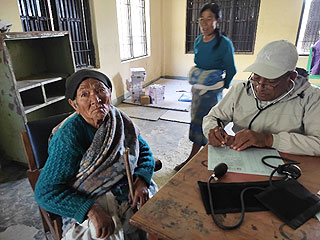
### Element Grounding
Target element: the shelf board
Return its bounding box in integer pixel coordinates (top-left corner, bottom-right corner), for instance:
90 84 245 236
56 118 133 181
24 96 65 114
3 31 68 40
17 73 67 92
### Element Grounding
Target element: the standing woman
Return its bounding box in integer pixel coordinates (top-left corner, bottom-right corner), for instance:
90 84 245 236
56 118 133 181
174 2 236 171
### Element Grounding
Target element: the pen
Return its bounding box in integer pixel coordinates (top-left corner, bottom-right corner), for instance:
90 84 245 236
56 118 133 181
217 118 226 144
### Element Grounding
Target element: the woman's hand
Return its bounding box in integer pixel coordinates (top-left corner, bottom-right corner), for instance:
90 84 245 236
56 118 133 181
87 203 115 239
229 129 273 151
131 176 149 209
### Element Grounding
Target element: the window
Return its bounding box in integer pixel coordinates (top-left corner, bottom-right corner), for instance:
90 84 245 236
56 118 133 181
186 0 261 53
17 0 95 68
116 0 148 61
296 0 320 55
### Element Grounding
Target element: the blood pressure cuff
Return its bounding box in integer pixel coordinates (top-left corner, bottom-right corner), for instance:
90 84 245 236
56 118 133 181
255 178 320 229
197 180 274 214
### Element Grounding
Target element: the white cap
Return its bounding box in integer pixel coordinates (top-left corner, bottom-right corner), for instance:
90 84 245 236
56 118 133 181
244 40 298 79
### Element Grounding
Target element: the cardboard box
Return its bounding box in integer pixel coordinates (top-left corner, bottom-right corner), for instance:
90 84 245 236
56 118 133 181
127 68 147 103
149 84 165 104
130 67 146 78
140 95 150 104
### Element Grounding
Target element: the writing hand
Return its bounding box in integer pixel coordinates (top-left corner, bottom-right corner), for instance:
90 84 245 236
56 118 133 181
131 177 149 209
87 203 115 239
208 126 231 147
229 129 273 151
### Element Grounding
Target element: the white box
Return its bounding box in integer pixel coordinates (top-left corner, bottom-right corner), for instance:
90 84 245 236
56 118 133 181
149 84 165 104
131 75 145 83
130 67 146 78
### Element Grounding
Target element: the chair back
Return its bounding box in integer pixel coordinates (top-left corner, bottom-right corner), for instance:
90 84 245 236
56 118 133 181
25 112 71 169
21 112 71 240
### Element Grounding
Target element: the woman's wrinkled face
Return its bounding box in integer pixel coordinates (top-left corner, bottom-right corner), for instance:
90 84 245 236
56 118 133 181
199 9 217 36
69 78 111 128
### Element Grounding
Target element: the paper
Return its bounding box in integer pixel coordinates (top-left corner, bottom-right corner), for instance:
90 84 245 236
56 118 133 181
178 92 192 102
208 146 283 176
316 211 320 222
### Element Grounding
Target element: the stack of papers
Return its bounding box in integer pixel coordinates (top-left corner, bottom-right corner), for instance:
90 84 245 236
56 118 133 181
208 146 283 176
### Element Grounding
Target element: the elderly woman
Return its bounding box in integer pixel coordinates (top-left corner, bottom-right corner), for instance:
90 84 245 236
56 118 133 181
34 69 157 240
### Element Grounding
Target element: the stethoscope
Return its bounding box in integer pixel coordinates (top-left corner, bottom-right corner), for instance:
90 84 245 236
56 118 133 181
248 79 296 130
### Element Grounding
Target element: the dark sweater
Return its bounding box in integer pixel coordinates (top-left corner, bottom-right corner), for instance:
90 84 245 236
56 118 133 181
34 113 154 223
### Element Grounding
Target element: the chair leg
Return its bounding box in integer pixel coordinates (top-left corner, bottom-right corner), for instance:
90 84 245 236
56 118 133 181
39 207 51 236
39 208 62 240
53 217 63 239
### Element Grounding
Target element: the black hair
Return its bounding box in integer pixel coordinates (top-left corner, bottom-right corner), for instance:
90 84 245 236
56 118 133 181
200 2 222 49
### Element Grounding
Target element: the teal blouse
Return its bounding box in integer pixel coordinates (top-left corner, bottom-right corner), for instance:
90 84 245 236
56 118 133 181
194 34 237 88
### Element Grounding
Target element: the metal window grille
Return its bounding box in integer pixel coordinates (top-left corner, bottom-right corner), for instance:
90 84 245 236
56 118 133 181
17 0 52 31
296 0 320 55
116 0 148 61
17 0 95 68
186 0 261 53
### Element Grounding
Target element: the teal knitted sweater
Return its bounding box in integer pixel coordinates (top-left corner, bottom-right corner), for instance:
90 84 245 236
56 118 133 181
34 113 155 223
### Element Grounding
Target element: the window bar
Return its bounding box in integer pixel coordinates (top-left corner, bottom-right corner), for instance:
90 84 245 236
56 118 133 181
28 0 36 30
78 0 87 67
18 0 28 31
67 0 82 67
141 0 147 56
83 0 96 66
33 0 42 30
239 2 245 51
70 0 82 67
73 0 85 67
24 0 34 30
128 0 134 59
245 1 250 52
79 0 89 67
54 0 63 30
185 0 190 53
246 1 253 52
228 1 235 49
71 0 82 67
34 0 42 30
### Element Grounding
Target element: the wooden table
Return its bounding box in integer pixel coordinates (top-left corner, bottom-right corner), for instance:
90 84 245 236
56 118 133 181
130 146 320 240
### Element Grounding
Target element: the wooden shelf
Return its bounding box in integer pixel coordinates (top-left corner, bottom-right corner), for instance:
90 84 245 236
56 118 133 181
0 31 75 164
24 96 65 114
16 73 67 114
17 73 68 92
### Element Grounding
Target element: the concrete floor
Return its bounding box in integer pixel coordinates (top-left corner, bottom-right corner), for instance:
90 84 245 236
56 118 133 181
0 113 192 240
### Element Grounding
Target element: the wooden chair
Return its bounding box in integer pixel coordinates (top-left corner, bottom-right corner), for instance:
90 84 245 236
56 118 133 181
21 112 71 240
21 112 162 240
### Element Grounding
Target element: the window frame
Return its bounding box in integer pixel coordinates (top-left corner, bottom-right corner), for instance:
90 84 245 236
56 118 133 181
116 0 148 62
295 0 320 56
17 0 96 68
185 0 261 54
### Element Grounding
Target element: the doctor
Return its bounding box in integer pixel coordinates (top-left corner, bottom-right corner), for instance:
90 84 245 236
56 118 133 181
203 40 320 156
